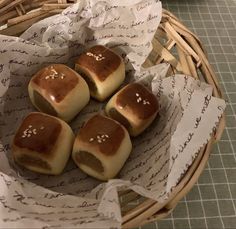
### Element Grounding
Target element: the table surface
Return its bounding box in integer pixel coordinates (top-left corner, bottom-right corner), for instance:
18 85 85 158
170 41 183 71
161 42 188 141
139 0 236 228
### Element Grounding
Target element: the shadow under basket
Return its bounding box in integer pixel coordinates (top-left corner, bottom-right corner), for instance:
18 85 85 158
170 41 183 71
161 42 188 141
0 3 225 229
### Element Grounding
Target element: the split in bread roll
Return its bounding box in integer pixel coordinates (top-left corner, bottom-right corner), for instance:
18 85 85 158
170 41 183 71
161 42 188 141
72 114 132 180
105 83 159 136
75 45 125 101
28 64 90 122
12 112 74 175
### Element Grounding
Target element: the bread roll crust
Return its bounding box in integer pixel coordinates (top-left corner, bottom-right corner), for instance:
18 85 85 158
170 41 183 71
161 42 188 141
75 45 125 101
75 45 121 82
28 64 90 122
13 112 61 157
105 83 159 136
77 114 125 156
116 83 159 119
12 112 74 175
32 64 79 102
72 114 132 180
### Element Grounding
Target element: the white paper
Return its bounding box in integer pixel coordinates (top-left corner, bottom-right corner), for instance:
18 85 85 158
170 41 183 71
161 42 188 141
0 0 225 228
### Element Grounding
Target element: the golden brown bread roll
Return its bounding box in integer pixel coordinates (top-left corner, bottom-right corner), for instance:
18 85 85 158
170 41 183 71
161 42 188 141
72 114 132 180
75 45 125 101
105 83 159 136
28 64 90 122
12 112 74 175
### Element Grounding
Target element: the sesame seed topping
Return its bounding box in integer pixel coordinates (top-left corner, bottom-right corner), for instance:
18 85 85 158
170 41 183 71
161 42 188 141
22 135 26 138
98 139 102 143
51 69 58 75
40 126 44 130
105 134 109 138
142 99 150 105
136 93 139 97
27 134 31 137
28 125 32 128
89 138 94 142
86 52 105 61
86 52 93 56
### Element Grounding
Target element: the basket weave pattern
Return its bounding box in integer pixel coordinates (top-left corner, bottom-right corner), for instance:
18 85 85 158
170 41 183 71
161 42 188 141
0 2 225 228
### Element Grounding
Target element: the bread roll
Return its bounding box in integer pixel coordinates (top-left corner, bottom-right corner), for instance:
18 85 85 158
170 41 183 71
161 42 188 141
105 83 159 136
75 45 125 101
72 114 132 180
28 64 90 122
12 112 74 175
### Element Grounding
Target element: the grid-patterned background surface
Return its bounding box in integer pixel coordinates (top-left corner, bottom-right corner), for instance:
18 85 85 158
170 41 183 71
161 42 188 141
139 0 236 228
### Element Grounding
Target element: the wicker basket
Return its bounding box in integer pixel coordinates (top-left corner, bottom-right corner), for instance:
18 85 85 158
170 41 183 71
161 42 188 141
0 1 225 228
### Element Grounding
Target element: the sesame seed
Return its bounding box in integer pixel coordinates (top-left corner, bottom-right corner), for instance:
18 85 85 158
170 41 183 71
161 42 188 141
102 139 106 141
105 134 109 138
89 138 94 142
60 76 64 79
40 126 44 130
136 93 139 97
86 52 94 57
28 125 32 128
27 134 31 137
22 135 26 138
51 69 58 74
98 139 102 143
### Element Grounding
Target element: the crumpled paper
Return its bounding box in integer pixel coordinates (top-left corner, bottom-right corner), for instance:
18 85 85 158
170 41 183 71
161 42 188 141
0 0 225 228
